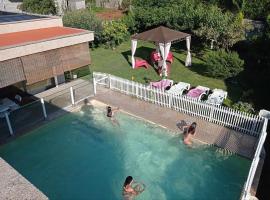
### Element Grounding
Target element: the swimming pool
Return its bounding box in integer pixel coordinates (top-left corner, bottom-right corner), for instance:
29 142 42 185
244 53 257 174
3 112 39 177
0 105 250 200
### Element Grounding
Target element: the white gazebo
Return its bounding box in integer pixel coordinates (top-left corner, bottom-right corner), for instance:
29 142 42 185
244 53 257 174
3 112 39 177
131 26 192 76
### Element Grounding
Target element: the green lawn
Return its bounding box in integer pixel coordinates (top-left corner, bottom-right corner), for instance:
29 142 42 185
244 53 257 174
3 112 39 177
88 40 241 105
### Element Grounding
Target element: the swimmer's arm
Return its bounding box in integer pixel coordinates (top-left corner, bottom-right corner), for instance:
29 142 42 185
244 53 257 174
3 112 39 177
182 125 189 132
112 107 120 112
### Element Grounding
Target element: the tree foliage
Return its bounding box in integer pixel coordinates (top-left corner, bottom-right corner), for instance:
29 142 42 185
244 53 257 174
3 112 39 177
206 0 270 20
20 0 56 15
63 10 103 44
203 50 244 79
101 20 129 48
131 0 244 49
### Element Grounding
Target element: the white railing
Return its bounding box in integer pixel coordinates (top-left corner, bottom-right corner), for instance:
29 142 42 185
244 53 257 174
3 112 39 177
241 118 268 200
93 72 264 137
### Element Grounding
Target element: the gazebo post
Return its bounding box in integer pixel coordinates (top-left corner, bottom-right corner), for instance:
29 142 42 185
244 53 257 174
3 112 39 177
185 36 192 67
131 39 137 68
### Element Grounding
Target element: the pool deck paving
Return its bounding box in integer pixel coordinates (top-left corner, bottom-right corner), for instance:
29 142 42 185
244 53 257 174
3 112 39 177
0 158 48 200
94 86 258 159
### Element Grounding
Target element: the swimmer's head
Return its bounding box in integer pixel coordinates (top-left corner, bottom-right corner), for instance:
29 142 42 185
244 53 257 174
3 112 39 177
124 176 133 187
107 106 112 112
191 122 197 129
188 122 197 134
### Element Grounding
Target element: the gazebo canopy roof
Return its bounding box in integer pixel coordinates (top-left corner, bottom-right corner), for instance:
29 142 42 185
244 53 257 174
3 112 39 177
131 26 190 43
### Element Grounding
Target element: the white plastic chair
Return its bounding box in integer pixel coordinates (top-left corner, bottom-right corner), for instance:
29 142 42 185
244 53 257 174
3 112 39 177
206 89 228 106
167 82 191 96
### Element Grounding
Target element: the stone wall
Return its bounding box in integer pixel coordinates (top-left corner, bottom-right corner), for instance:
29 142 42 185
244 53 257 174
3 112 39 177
95 0 122 9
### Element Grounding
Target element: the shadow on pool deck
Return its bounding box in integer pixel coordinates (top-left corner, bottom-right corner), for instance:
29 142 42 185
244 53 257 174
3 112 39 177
94 86 257 159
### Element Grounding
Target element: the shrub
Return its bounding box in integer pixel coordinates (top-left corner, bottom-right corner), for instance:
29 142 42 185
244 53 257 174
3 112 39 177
101 20 129 48
267 14 270 39
232 101 255 114
63 10 103 44
241 0 270 20
121 12 137 33
203 49 244 79
20 0 56 15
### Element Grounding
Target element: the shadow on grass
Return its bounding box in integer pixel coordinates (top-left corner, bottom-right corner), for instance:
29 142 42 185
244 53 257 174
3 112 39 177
121 46 154 65
121 46 161 77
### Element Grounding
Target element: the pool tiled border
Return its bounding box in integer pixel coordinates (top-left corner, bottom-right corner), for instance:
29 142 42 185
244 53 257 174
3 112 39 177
0 158 48 200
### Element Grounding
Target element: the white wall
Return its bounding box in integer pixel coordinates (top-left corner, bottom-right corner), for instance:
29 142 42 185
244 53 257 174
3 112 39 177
0 17 63 34
0 32 94 61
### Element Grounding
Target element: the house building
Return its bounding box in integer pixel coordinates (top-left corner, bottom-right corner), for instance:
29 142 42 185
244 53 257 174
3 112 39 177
55 0 86 15
0 12 93 96
0 0 86 15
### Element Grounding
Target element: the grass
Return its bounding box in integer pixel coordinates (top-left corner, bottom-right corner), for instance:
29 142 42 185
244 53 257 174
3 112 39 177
83 40 243 105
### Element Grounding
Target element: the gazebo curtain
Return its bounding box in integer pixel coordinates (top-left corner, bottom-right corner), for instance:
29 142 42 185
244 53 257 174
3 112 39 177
131 39 137 68
185 36 192 67
159 42 171 76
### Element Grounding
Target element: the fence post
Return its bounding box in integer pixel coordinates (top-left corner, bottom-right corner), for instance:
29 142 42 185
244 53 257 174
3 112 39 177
93 77 97 95
70 87 75 105
168 94 172 108
41 98 47 119
209 106 214 122
5 112 13 135
108 75 111 89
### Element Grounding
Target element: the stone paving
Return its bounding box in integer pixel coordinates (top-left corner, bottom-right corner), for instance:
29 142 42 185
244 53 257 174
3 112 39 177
94 86 258 159
0 158 48 200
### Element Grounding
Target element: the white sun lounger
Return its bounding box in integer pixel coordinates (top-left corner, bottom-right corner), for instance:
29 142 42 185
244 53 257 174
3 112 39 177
166 82 191 96
206 89 228 106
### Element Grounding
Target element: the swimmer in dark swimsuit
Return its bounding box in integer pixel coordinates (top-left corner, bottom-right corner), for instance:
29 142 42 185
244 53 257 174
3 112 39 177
107 106 119 125
107 106 119 117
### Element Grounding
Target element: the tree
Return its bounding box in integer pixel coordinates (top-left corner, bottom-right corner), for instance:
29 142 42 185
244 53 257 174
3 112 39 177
63 10 103 44
20 0 57 15
194 7 244 49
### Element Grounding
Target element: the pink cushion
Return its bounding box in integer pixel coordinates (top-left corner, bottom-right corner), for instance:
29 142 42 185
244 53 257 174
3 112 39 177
167 52 173 63
150 79 172 89
151 51 161 62
151 51 173 63
187 88 205 98
135 59 149 69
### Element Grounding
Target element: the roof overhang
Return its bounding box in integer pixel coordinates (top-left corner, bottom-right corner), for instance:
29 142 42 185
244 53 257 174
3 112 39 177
131 26 190 43
0 27 94 61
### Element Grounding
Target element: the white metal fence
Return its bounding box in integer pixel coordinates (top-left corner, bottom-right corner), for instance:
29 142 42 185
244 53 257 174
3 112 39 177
93 72 264 137
241 118 268 200
1 80 94 137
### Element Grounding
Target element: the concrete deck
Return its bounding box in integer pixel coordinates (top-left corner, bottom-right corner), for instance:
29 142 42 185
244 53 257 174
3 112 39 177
0 158 48 200
94 86 258 159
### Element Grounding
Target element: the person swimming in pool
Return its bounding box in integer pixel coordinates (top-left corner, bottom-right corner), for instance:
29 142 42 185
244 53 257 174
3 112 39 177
107 106 119 125
122 176 145 200
182 122 197 145
106 106 119 118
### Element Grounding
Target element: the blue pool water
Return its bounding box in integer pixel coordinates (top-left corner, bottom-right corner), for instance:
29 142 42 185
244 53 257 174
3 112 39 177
0 105 250 200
